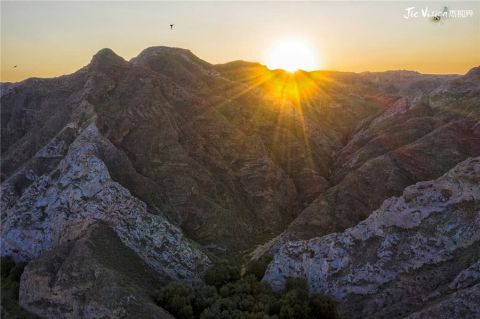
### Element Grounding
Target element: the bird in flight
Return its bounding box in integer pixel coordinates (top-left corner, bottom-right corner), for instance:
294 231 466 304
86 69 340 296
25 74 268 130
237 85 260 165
432 6 448 23
170 24 174 30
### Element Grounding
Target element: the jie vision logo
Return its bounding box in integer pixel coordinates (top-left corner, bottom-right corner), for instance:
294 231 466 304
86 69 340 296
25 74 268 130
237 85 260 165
403 6 474 21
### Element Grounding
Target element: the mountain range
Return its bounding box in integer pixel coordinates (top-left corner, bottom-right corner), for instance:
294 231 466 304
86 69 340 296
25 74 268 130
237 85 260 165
1 46 479 318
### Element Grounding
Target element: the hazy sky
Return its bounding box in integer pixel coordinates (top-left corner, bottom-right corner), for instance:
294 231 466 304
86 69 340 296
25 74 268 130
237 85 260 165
1 1 479 82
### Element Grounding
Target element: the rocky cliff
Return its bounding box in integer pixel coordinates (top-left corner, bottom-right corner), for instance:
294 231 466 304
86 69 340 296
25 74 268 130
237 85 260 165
263 157 480 319
1 122 210 284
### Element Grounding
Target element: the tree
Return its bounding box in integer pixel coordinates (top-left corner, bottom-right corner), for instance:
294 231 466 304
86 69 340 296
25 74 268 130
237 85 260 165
308 294 339 319
193 286 218 315
204 260 241 288
284 277 309 294
155 283 195 319
1 256 15 279
155 260 339 319
0 256 37 318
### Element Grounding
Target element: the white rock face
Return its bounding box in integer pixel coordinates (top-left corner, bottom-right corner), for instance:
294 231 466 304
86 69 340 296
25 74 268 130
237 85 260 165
263 157 480 318
1 123 210 284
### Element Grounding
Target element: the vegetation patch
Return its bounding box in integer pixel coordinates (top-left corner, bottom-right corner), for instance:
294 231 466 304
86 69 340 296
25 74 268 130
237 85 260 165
1 256 37 319
155 260 339 319
244 255 274 280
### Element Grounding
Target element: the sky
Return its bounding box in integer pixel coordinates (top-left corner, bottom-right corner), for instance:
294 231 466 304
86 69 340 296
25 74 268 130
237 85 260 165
1 1 479 82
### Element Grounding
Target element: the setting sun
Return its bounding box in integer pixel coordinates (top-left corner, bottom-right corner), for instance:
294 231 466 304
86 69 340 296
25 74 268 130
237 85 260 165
265 40 318 72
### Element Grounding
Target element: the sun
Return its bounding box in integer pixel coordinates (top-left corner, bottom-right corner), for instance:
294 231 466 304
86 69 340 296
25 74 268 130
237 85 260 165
265 40 318 72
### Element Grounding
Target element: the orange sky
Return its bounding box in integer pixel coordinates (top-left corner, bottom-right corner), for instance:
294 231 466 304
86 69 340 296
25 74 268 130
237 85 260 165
1 1 479 82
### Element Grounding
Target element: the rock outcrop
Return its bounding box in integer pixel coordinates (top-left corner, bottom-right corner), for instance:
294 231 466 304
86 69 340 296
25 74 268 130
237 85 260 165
1 122 210 284
263 157 480 319
20 224 175 319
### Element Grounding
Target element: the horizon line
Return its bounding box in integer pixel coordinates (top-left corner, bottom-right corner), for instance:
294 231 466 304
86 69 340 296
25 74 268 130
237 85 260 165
3 45 476 84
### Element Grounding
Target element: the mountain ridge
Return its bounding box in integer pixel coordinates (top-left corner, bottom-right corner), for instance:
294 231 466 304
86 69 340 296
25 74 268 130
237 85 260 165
2 46 473 86
1 45 479 318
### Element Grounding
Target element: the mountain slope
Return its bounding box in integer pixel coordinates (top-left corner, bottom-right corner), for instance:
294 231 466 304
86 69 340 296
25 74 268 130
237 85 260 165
250 66 480 262
1 122 210 283
1 46 392 252
263 157 480 319
20 224 175 319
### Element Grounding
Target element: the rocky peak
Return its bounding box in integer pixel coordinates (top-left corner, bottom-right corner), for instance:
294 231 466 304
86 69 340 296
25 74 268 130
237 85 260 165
88 48 127 72
132 46 196 62
463 66 480 81
131 46 210 70
129 46 216 86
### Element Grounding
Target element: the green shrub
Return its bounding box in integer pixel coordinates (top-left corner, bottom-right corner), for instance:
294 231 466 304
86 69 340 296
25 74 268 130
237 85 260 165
278 290 309 319
284 277 309 294
244 255 273 280
0 256 37 319
1 256 15 279
155 260 339 319
204 260 241 288
193 286 218 314
308 294 339 319
155 283 196 319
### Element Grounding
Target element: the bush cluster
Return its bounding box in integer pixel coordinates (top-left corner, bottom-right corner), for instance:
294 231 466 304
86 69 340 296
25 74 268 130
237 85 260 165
1 256 37 318
155 260 339 319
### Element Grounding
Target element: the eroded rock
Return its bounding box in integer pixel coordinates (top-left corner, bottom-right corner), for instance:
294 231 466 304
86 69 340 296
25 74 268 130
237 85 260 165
1 123 210 284
263 157 480 318
19 224 174 319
